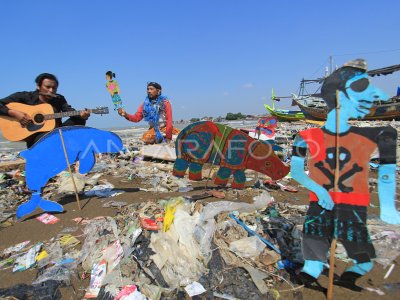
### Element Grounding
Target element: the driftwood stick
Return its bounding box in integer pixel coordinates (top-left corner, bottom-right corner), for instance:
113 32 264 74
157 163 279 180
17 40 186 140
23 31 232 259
327 90 341 300
59 129 82 211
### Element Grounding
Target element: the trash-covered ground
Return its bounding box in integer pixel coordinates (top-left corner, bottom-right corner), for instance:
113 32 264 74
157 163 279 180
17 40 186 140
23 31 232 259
0 120 400 300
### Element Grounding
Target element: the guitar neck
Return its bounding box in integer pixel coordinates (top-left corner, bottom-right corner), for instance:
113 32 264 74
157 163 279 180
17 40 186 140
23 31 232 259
44 109 90 120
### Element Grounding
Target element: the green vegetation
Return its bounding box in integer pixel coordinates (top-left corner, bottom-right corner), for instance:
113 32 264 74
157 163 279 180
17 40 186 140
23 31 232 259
190 118 201 123
225 112 245 120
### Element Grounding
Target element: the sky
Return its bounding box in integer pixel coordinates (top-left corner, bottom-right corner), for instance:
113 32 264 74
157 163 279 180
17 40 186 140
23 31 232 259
0 0 399 128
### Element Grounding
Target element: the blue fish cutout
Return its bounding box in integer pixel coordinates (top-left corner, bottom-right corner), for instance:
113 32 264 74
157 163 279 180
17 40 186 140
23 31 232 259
17 126 123 219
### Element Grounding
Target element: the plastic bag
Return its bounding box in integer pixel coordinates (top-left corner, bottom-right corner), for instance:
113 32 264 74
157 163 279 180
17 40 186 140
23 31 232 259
33 262 77 286
194 191 273 262
79 217 119 271
199 191 273 222
229 236 266 258
84 183 124 198
162 197 184 232
37 241 63 268
150 205 206 288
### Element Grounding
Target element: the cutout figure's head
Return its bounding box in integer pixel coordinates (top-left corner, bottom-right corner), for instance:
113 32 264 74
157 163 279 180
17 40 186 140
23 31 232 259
106 71 115 81
321 59 388 118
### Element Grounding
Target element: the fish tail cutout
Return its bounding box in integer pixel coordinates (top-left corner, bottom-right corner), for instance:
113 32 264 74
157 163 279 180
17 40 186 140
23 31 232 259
16 192 42 219
17 191 64 219
38 198 64 214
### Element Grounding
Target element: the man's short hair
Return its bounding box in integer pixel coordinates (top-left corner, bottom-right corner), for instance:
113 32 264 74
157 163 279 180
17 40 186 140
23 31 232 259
147 82 162 90
35 73 59 87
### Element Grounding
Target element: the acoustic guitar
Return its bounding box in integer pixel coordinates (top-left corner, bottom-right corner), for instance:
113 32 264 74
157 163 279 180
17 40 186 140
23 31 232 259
0 103 109 142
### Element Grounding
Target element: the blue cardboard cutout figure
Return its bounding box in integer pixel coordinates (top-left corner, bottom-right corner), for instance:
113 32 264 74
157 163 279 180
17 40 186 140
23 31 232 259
291 59 399 290
17 126 123 219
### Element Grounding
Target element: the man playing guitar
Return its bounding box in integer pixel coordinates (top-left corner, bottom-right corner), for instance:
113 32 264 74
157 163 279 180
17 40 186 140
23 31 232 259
0 73 91 147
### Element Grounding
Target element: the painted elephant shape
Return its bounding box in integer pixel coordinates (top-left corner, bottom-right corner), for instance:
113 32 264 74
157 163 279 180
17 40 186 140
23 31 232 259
172 121 290 188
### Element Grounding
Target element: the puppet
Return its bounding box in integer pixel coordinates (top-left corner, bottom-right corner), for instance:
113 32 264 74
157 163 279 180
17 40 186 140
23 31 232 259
17 126 123 219
256 116 278 138
105 71 123 110
173 121 289 188
291 59 399 291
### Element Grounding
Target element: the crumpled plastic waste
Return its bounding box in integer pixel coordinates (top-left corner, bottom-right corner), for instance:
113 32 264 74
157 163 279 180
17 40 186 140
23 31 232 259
84 183 124 198
242 265 270 295
79 217 119 271
176 178 193 193
33 262 78 286
103 200 128 209
89 161 110 173
59 234 80 249
185 281 206 297
150 203 206 288
115 285 147 300
57 171 86 193
36 241 62 269
229 236 266 258
200 192 273 222
138 202 164 231
162 197 184 232
367 219 400 268
84 259 107 298
194 191 274 262
13 242 42 272
0 280 62 300
261 207 303 263
1 240 30 257
101 240 124 273
85 173 103 186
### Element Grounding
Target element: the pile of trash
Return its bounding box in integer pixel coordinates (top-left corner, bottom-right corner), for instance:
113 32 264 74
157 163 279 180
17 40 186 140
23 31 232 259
0 150 198 228
0 191 310 299
2 185 398 299
0 169 29 228
0 120 400 299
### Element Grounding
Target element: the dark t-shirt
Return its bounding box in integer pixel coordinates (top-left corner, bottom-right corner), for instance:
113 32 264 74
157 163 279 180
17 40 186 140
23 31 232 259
0 90 84 122
0 90 86 147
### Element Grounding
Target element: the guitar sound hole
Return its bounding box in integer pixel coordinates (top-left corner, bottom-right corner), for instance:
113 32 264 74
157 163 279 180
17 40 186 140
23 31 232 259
34 114 44 123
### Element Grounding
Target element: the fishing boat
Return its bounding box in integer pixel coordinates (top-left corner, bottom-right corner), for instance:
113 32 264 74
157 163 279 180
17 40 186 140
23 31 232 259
264 89 305 121
292 64 400 121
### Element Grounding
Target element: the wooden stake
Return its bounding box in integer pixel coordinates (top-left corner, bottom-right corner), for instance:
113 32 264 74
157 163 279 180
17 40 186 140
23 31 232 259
59 129 82 211
205 126 228 189
327 90 341 300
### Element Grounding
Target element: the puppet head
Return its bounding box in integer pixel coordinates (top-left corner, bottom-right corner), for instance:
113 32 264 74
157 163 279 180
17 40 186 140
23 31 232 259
321 59 388 119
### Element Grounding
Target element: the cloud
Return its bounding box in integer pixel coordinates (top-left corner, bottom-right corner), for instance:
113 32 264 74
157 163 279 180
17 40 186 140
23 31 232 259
242 83 254 89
